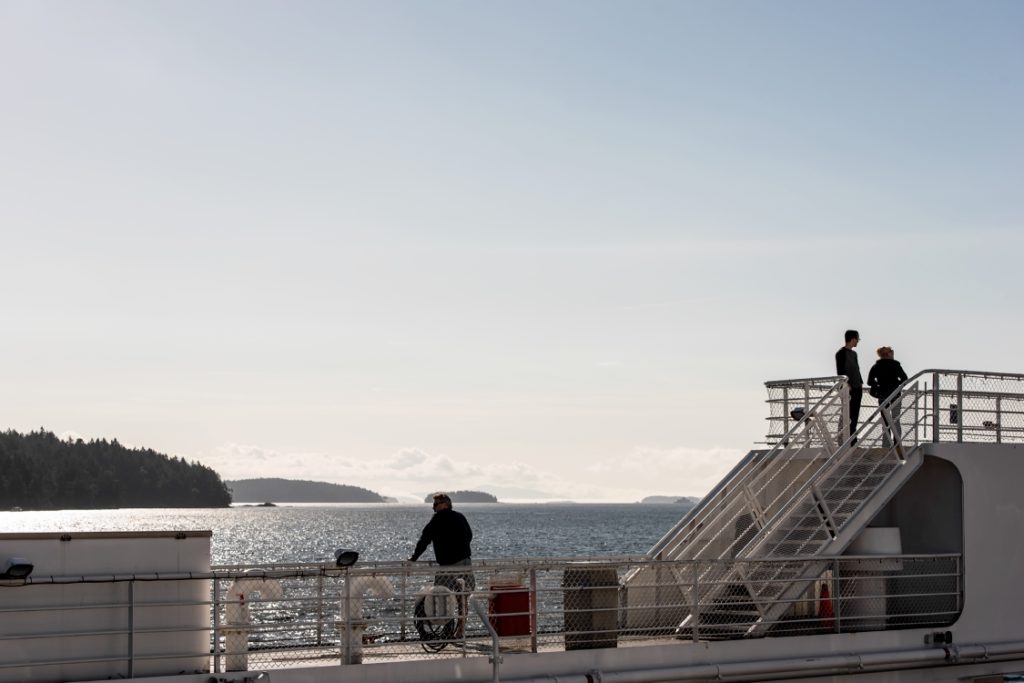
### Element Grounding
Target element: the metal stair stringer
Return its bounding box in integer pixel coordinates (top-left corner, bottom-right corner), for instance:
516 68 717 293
741 444 926 636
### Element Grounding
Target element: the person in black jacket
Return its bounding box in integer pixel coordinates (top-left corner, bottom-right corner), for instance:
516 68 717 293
835 329 863 440
409 492 475 592
868 346 908 446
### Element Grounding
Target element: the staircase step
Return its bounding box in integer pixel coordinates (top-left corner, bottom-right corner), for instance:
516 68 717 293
702 609 760 618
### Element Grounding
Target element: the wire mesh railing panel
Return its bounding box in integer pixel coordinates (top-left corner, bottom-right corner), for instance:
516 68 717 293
0 554 965 678
913 370 1024 444
765 377 849 446
624 555 961 641
197 557 966 663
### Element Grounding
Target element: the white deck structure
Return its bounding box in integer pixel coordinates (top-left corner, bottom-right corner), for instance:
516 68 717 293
3 369 1024 683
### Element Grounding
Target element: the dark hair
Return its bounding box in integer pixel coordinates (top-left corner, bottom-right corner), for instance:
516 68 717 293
432 492 452 506
845 330 860 343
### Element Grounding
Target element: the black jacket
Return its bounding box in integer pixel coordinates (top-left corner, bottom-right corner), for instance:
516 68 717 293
868 358 908 401
410 508 473 565
835 347 863 387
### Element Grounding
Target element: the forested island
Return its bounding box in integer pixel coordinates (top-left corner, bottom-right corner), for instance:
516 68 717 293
0 429 231 510
227 478 386 503
423 490 498 503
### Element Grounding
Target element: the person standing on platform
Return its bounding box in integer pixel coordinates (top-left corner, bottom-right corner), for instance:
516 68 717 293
868 346 908 446
835 329 863 440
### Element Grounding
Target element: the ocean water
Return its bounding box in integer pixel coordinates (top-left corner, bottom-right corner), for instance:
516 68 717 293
0 503 689 566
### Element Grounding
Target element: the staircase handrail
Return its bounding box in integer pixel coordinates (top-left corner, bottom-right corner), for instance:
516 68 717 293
764 375 853 445
648 375 848 561
736 379 920 564
671 368 1024 637
737 367 1024 563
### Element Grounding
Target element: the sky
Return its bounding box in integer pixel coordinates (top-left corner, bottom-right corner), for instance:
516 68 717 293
1 1 1021 503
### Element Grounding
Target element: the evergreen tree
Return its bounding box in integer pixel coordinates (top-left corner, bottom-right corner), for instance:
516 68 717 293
0 429 232 510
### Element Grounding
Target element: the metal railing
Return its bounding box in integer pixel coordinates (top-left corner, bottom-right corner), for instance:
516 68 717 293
0 553 962 678
648 376 850 565
764 375 852 446
653 369 1024 569
643 369 1024 639
768 369 1024 447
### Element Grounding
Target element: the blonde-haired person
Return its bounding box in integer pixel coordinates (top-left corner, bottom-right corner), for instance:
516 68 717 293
867 346 908 446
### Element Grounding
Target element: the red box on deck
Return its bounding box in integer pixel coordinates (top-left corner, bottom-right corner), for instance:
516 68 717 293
489 585 531 637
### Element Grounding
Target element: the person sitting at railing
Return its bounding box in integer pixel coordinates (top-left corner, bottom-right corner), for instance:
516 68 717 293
868 346 908 446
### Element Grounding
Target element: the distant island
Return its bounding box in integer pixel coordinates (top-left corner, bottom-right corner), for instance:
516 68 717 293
0 429 231 510
423 490 498 503
641 495 701 505
228 478 386 503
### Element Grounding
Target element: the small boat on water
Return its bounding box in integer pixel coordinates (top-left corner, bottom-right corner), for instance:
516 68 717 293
3 368 1024 683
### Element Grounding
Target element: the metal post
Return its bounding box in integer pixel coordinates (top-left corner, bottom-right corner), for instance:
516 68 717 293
833 559 841 634
342 570 351 665
316 573 324 647
212 578 221 673
956 555 962 615
691 561 700 643
913 384 921 447
997 396 1003 443
803 384 811 447
932 373 940 443
529 568 538 653
400 570 407 642
841 382 850 445
128 580 135 678
461 577 468 657
782 386 789 445
956 373 964 443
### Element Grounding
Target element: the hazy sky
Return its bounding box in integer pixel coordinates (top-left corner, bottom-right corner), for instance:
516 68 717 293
2 1 1021 502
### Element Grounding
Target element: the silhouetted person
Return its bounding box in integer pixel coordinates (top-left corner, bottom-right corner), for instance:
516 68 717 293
409 492 474 592
835 329 863 440
868 346 908 446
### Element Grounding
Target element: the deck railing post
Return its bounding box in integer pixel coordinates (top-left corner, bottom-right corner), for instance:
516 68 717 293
956 373 964 443
996 396 1003 443
917 385 925 448
529 567 538 653
832 559 841 634
803 384 812 445
342 572 352 665
956 555 963 615
316 573 324 646
691 561 700 643
932 372 941 443
212 577 222 673
128 580 135 678
400 570 408 642
841 381 850 445
781 386 789 444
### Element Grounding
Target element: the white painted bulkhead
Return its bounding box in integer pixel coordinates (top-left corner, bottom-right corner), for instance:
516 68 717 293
0 531 211 683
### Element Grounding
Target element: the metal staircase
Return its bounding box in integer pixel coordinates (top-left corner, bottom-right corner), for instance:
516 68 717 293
647 377 851 566
636 376 927 639
712 441 924 638
623 369 1024 640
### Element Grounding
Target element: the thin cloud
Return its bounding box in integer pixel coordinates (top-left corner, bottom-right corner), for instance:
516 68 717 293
587 446 744 498
194 443 702 502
